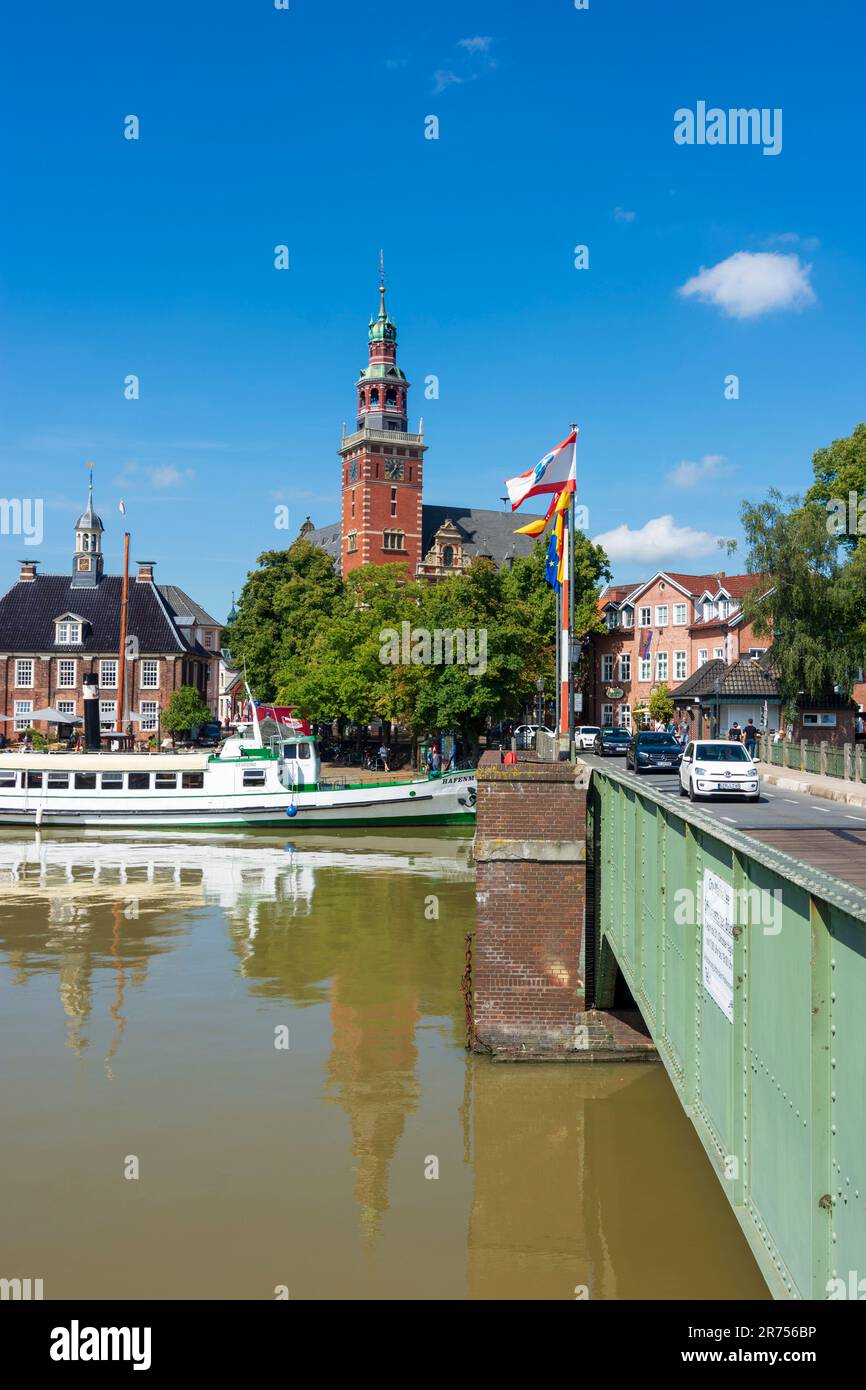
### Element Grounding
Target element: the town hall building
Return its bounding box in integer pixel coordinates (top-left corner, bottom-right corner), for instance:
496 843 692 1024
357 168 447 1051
304 273 543 577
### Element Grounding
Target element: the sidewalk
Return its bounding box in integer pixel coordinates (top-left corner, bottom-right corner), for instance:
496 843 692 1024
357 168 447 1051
759 760 866 809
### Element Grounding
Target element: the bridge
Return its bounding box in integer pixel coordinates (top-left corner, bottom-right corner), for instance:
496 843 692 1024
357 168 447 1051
472 752 866 1300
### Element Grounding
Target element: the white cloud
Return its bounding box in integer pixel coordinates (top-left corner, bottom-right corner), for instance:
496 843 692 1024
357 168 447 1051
765 231 821 253
678 250 815 319
614 206 636 223
149 466 193 489
458 36 493 54
667 453 729 488
433 69 462 93
593 514 719 563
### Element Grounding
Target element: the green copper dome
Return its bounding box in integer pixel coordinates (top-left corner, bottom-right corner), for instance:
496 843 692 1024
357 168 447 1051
369 284 397 344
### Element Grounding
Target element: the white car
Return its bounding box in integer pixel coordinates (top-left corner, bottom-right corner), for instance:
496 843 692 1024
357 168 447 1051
576 726 601 750
679 739 761 802
514 724 553 750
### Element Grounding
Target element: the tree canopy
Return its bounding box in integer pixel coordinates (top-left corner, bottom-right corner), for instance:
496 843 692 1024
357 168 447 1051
804 422 866 553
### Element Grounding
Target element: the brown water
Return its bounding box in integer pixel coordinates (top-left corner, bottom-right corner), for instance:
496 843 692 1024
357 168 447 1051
0 830 768 1300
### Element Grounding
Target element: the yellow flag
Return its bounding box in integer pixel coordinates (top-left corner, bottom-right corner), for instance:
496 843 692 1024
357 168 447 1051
513 516 548 537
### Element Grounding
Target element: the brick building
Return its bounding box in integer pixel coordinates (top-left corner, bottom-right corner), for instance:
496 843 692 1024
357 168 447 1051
0 480 223 739
306 271 543 577
586 570 770 729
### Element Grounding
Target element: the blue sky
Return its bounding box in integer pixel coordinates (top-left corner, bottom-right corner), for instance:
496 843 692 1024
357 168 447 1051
1 0 864 618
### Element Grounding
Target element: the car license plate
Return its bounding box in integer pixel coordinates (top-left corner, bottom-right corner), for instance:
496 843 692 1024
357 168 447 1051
715 782 727 790
657 761 671 768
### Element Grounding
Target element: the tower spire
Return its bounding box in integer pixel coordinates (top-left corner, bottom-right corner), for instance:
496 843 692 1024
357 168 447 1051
378 249 386 317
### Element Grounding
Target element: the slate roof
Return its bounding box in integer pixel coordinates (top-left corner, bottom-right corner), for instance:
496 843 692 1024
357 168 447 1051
305 503 547 575
158 585 221 628
671 657 781 702
0 575 191 654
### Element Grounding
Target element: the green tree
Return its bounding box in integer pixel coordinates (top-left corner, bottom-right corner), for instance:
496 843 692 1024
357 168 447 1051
224 540 343 700
805 422 866 552
647 683 674 726
739 489 866 713
162 685 212 734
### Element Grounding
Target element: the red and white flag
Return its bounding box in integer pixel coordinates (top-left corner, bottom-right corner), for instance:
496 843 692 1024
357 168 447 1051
504 429 578 510
118 499 126 515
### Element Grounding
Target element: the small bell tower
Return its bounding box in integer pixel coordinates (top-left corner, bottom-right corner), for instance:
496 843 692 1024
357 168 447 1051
72 467 105 588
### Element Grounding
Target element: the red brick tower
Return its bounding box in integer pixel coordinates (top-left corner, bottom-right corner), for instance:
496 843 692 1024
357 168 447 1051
339 261 426 575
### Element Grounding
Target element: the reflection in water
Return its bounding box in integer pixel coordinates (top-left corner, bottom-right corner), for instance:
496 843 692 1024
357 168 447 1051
0 830 767 1299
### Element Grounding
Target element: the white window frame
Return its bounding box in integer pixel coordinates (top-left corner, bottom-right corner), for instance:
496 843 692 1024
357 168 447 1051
55 620 82 645
99 700 118 728
713 647 725 660
673 603 687 626
601 654 615 682
618 704 631 729
655 605 669 627
100 659 118 688
639 657 651 682
656 652 669 681
140 659 160 689
749 648 767 659
57 659 77 689
674 650 688 681
620 608 633 628
639 606 651 628
618 654 631 682
802 712 837 727
15 659 34 688
140 700 159 732
14 700 33 731
698 648 708 666
56 700 76 719
601 703 614 727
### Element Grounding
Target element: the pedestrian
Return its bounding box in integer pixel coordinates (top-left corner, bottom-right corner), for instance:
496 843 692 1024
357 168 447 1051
377 742 389 772
429 743 442 774
678 719 689 745
857 709 865 738
743 719 758 756
727 722 742 742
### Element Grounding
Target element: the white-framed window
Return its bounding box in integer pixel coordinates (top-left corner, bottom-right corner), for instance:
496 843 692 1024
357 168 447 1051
620 607 633 628
713 647 725 660
601 703 614 727
141 660 159 689
702 600 712 621
601 654 615 682
56 700 76 719
802 712 837 727
718 599 729 617
57 659 77 688
749 648 767 659
204 631 214 650
698 648 708 666
140 700 159 732
55 619 82 644
606 609 618 630
100 659 118 688
639 657 651 682
674 650 688 681
14 700 32 731
655 605 668 627
15 659 34 687
639 606 651 627
618 653 631 682
618 704 631 729
673 603 687 626
656 652 669 681
99 700 118 728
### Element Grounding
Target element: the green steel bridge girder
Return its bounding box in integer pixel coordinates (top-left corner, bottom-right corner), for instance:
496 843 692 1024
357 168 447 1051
587 764 866 1301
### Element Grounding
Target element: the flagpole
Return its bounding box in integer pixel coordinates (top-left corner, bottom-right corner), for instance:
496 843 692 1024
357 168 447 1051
116 531 130 734
555 593 561 737
567 424 577 759
559 500 570 751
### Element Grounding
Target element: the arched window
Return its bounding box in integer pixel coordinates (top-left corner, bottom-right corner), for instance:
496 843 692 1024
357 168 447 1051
385 387 397 408
370 387 379 407
442 545 454 568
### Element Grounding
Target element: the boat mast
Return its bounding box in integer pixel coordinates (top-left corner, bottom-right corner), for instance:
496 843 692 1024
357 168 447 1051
116 531 130 733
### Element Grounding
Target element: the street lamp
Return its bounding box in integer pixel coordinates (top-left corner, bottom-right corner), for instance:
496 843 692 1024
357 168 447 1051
536 676 545 728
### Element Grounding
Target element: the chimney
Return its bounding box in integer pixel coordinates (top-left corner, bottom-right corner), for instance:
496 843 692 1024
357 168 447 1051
136 560 155 583
18 559 38 582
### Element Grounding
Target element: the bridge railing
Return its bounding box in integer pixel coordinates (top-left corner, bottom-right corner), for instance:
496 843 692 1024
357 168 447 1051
588 762 866 1300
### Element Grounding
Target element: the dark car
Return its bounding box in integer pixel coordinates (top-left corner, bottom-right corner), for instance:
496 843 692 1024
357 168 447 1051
626 730 683 773
593 727 631 757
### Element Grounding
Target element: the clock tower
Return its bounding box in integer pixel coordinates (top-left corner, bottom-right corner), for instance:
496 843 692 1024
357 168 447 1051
338 262 426 576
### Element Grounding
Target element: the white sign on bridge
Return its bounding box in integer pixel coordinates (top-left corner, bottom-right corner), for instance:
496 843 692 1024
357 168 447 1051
702 868 734 1024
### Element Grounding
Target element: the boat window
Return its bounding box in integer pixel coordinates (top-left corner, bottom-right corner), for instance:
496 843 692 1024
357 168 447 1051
128 772 150 790
155 772 177 789
298 744 311 760
47 773 70 789
182 772 204 789
74 773 97 790
242 769 266 787
26 771 43 789
283 744 297 760
0 770 17 788
101 773 123 789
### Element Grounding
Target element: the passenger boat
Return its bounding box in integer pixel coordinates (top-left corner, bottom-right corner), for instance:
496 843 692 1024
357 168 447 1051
0 715 477 830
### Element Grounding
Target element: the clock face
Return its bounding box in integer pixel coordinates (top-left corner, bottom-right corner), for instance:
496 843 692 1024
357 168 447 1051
385 459 405 481
78 556 91 571
348 461 358 483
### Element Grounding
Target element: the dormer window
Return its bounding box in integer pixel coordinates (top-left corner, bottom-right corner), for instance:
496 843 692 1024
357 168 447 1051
54 613 85 645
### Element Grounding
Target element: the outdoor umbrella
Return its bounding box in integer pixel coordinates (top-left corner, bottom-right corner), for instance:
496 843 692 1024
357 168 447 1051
28 707 83 724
